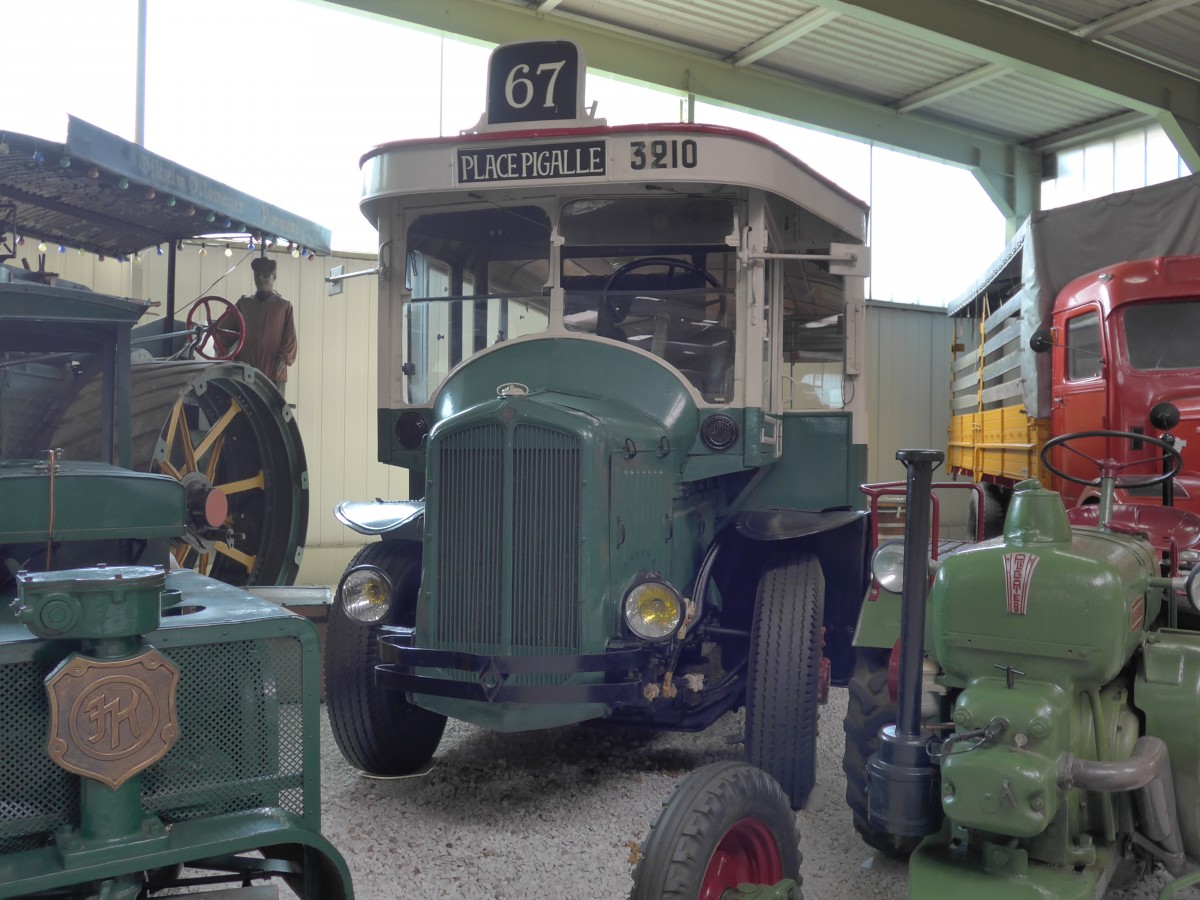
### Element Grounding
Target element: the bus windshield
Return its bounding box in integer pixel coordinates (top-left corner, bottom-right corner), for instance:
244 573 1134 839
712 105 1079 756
559 197 738 402
405 205 553 403
404 197 740 404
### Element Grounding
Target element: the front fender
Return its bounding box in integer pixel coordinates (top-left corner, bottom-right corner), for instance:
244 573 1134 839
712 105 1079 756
722 507 870 685
730 507 866 541
334 499 424 540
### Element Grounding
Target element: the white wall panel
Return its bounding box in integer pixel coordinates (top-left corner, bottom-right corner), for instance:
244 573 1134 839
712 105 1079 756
864 299 955 482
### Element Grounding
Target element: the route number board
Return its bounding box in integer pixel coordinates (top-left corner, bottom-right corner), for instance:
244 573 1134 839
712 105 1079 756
486 41 586 126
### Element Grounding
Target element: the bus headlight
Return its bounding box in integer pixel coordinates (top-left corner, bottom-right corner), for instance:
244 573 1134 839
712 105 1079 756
871 540 906 594
340 566 393 624
624 578 684 641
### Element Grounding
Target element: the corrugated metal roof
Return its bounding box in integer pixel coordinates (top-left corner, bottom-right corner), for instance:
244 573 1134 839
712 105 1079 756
340 0 1200 180
0 117 331 260
546 0 1197 143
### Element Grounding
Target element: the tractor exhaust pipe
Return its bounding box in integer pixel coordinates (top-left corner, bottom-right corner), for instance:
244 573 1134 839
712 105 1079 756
1061 736 1191 877
866 449 944 837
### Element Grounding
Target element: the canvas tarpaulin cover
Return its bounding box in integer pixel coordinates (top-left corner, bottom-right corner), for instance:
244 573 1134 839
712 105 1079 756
951 173 1200 419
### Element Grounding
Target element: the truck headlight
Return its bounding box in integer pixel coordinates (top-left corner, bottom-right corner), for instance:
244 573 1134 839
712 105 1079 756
871 540 905 593
340 567 393 624
624 578 684 641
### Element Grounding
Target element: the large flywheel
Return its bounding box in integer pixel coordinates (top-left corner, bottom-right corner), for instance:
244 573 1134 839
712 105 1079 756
51 360 308 586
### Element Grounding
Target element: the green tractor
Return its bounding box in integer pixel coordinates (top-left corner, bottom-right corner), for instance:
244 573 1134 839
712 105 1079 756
634 429 1200 898
0 123 351 898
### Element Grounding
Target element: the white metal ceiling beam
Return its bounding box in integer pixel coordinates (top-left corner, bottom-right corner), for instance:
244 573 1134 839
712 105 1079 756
326 0 1040 222
729 9 841 67
1028 110 1155 152
893 64 1007 113
802 0 1200 170
1073 0 1200 40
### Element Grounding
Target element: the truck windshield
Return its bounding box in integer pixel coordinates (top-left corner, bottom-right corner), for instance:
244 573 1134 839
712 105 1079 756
405 206 552 403
558 197 737 402
1123 299 1200 371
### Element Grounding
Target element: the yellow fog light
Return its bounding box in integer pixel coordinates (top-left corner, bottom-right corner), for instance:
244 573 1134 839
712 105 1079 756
624 578 684 642
341 567 393 624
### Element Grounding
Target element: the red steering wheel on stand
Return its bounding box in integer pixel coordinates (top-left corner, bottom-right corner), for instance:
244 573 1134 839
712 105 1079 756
186 296 246 361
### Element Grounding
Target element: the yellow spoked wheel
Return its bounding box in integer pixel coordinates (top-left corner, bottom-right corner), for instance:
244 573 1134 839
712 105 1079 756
53 360 308 586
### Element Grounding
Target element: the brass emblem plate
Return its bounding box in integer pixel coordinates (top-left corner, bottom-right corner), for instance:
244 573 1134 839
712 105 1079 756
46 649 180 789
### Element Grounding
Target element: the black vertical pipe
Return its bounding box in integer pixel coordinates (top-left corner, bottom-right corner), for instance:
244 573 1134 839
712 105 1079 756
894 448 942 737
1162 433 1176 508
865 447 945 837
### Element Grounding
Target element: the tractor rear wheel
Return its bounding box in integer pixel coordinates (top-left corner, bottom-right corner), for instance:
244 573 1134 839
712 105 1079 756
841 646 920 857
52 360 307 586
325 541 447 775
630 761 800 900
745 551 824 810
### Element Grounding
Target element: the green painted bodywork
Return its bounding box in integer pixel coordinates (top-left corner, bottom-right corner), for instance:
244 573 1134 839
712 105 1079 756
399 337 866 730
901 480 1180 897
0 460 185 544
0 277 353 897
1135 629 1200 860
910 837 1117 900
0 570 352 898
739 413 865 512
853 585 905 650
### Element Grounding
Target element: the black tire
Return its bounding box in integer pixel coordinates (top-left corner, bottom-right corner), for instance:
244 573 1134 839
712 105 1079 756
325 541 447 775
968 484 1007 540
630 761 801 900
841 647 919 857
745 551 824 810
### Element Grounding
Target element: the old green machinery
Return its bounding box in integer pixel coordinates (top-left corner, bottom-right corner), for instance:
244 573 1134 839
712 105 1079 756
637 430 1200 898
0 117 325 588
0 279 352 899
0 120 349 898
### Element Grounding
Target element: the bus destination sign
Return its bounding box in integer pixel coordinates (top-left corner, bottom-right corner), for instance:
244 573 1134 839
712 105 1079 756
457 140 607 184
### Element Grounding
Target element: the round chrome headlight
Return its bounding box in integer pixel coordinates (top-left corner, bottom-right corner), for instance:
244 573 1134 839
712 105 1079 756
624 578 684 641
340 566 394 624
1186 566 1200 615
871 540 906 594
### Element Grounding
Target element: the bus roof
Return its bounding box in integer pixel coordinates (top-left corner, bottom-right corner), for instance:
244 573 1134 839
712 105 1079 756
359 122 868 241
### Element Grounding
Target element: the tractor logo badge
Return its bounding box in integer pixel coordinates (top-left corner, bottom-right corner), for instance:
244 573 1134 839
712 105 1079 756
46 649 180 789
1002 552 1039 615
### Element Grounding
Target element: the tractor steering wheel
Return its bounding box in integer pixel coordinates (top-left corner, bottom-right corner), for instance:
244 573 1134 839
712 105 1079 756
1040 429 1182 489
186 296 246 361
601 256 724 331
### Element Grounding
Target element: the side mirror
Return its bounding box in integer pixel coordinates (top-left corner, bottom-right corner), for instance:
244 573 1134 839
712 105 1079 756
1029 328 1054 353
1150 401 1181 432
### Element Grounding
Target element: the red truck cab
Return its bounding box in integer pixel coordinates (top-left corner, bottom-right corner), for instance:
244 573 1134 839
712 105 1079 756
1049 254 1200 514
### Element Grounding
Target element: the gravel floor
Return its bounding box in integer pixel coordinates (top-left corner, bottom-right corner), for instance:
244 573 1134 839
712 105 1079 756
318 686 1186 900
319 688 905 900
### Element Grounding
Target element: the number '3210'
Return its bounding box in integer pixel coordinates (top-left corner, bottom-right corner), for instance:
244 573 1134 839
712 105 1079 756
630 139 698 170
